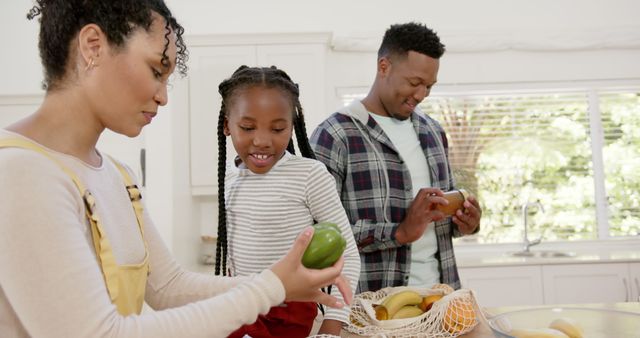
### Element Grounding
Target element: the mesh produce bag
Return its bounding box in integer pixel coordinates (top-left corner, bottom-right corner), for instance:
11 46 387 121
343 286 480 338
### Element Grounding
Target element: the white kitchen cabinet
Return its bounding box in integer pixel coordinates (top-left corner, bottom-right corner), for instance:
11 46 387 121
186 35 328 195
0 95 144 177
629 262 640 302
0 95 37 128
458 265 544 307
542 263 630 304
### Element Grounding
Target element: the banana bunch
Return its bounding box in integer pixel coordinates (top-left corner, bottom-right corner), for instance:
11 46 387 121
374 290 430 320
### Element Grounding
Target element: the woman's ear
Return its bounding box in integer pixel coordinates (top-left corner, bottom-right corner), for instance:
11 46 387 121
77 24 105 70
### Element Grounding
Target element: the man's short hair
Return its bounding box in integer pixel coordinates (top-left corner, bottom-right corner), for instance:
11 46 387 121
378 22 446 59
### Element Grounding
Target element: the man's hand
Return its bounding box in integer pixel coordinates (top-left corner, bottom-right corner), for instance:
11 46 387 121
452 195 482 234
395 188 448 245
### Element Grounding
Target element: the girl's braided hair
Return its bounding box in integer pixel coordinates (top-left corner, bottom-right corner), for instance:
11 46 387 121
214 65 315 275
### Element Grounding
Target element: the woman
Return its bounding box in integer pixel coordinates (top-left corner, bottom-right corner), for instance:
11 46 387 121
0 1 350 337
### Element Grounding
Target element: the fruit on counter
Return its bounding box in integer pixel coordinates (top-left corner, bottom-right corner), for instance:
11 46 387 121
508 328 569 338
418 294 444 312
374 290 423 320
442 298 477 334
301 222 346 269
508 317 583 338
390 305 424 319
549 317 584 338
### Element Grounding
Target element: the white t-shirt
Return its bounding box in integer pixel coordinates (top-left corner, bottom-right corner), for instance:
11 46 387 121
370 114 440 287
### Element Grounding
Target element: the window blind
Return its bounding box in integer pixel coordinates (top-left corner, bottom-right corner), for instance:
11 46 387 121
340 88 640 243
599 91 640 237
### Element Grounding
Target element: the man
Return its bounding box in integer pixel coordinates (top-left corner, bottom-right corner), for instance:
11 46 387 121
310 22 482 292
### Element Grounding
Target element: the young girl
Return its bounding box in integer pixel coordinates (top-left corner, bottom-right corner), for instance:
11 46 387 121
0 2 351 337
215 66 361 337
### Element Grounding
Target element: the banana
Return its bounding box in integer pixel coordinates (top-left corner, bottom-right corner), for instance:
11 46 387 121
374 304 389 320
391 305 424 319
375 290 423 320
418 294 443 312
509 328 569 338
549 318 583 338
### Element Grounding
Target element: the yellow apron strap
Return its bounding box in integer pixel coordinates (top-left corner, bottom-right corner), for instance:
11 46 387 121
106 156 149 261
0 138 121 301
0 138 88 194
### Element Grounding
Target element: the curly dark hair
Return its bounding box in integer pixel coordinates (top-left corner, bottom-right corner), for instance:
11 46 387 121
378 22 446 60
214 65 315 276
27 0 188 91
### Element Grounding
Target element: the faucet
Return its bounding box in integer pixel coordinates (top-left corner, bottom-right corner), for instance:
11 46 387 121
522 202 544 252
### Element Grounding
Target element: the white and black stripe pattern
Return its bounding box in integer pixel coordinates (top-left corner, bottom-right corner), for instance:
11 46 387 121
224 152 361 322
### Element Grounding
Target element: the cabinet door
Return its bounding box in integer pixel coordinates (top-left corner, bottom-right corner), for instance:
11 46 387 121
188 46 255 194
257 44 327 133
458 265 544 307
542 263 630 304
188 44 327 195
0 96 38 128
630 262 640 302
98 129 145 182
0 96 143 176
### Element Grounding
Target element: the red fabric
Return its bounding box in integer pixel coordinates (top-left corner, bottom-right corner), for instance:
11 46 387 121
227 301 317 338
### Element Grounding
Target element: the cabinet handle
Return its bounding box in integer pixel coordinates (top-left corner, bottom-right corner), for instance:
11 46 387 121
140 148 146 187
623 278 629 302
635 277 639 302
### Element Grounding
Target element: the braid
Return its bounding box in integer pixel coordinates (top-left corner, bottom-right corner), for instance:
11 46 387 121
214 101 228 276
215 65 316 275
293 102 316 159
287 139 296 155
268 67 316 159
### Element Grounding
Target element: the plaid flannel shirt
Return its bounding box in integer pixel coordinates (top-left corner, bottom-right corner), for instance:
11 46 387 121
310 100 463 293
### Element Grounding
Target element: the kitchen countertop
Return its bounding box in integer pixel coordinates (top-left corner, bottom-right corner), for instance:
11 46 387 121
481 302 640 338
333 303 640 338
454 239 640 268
484 301 640 316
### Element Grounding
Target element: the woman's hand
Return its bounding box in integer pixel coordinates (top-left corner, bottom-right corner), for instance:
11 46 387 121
270 226 353 308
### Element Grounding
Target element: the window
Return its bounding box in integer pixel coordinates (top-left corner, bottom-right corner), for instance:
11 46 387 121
599 91 640 237
340 86 640 243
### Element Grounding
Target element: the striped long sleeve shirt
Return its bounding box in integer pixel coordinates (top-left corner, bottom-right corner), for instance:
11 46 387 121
224 151 361 323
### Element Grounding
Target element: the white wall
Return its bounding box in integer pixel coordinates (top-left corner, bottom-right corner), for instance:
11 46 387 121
4 0 640 94
2 0 640 270
168 0 639 37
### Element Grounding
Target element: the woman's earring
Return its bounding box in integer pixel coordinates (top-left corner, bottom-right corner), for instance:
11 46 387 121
84 58 95 72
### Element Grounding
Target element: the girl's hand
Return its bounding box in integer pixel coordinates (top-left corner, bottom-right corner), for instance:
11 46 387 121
270 226 353 308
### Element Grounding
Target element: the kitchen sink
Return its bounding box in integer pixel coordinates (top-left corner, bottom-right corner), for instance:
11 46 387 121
508 250 576 258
